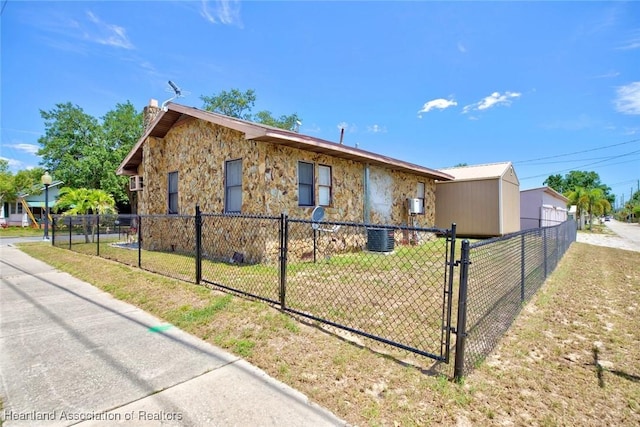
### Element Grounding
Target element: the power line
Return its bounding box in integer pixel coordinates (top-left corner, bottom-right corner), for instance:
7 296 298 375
520 155 640 180
514 138 640 164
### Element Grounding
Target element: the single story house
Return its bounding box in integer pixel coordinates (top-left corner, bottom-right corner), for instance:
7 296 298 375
520 186 569 230
1 181 63 227
434 162 520 237
117 100 454 260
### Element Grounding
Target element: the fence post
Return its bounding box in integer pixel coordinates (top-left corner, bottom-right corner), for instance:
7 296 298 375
68 216 72 250
137 215 142 268
195 205 202 285
453 239 471 381
543 227 548 278
52 215 55 246
96 215 100 257
443 223 457 363
520 233 525 302
279 213 288 309
553 226 560 269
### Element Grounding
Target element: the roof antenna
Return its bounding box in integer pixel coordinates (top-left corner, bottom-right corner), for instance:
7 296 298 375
161 80 189 110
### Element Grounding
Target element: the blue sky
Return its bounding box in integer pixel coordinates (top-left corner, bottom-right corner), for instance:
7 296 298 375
1 1 639 205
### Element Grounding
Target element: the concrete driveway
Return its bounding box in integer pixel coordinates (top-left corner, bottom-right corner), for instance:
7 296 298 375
576 219 640 252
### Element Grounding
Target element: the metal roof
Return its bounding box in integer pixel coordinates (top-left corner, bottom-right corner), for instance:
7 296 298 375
437 162 517 182
117 103 454 181
520 186 570 203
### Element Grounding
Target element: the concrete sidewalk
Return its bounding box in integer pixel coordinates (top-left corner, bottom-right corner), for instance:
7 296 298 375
0 244 346 426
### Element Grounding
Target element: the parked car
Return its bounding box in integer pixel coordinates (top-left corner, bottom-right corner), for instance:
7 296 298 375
604 215 611 221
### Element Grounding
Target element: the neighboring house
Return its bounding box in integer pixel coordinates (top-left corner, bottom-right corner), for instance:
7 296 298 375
1 181 63 227
434 162 520 237
117 100 453 260
520 186 569 230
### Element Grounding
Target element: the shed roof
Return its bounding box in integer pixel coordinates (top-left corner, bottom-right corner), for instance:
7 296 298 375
437 162 517 182
117 102 454 181
520 186 569 203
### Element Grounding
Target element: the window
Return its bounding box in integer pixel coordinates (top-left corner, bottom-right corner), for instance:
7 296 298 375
298 162 314 206
225 159 242 213
10 203 23 215
318 165 332 206
417 182 425 214
168 171 179 214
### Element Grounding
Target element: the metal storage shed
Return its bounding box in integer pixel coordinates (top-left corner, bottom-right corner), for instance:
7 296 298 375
520 186 569 230
435 162 520 237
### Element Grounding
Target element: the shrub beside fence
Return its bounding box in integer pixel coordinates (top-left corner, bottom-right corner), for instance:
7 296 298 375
51 211 576 379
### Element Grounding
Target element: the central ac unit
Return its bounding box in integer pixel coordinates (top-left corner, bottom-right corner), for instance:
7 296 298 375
130 175 143 191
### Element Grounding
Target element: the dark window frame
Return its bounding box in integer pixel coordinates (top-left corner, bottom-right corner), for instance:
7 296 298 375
298 161 315 207
168 171 179 215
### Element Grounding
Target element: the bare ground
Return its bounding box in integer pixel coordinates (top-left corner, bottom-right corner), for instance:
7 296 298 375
13 241 640 426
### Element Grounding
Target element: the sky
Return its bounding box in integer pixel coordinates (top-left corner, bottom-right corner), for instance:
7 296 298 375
1 0 639 206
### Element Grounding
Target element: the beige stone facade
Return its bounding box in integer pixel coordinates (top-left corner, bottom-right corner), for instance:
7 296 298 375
138 118 436 227
119 103 451 261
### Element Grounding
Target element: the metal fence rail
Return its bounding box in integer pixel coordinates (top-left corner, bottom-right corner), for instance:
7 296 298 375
284 219 456 362
453 220 577 378
51 211 577 379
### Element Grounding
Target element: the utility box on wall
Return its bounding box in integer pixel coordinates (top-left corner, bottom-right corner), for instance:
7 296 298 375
407 198 422 215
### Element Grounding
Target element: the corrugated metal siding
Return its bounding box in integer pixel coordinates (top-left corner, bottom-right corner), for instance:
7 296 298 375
435 179 500 236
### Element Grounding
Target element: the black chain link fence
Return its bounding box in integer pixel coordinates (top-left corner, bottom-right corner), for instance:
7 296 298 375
199 213 283 304
453 220 577 378
51 211 576 378
284 219 456 361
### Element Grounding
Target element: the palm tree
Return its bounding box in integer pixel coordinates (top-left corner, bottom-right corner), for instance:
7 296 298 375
55 188 116 242
566 186 589 230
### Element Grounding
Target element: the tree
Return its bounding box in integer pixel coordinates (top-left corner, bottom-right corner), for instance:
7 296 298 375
544 170 614 209
0 162 46 214
54 187 116 242
37 101 143 207
201 88 256 121
101 102 144 206
200 88 301 130
253 110 300 131
543 174 565 193
567 186 611 231
0 160 16 207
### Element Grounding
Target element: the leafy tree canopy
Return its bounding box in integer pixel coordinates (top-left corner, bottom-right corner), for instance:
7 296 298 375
544 170 613 206
37 101 143 206
200 88 300 130
0 160 45 204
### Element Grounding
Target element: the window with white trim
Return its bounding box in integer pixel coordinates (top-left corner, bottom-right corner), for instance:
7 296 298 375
318 165 332 206
225 158 242 213
417 182 425 214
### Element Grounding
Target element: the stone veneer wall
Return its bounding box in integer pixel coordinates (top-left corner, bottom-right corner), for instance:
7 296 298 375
136 118 438 260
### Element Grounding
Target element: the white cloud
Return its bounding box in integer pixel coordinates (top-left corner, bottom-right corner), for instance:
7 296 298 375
4 144 40 155
457 42 467 53
417 98 457 117
201 0 242 26
462 91 521 114
616 29 640 50
0 157 23 169
367 124 387 133
337 122 357 133
85 11 134 49
614 82 640 115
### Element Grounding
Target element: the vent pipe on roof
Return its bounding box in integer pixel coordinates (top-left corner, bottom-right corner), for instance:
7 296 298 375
339 127 345 144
